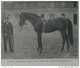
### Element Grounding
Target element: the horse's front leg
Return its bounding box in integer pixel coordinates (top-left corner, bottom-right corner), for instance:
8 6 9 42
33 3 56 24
37 32 42 53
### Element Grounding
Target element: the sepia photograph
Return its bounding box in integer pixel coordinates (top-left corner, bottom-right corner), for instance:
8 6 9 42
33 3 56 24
1 1 79 66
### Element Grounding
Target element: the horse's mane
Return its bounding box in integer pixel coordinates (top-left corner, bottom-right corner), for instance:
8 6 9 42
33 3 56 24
22 13 41 20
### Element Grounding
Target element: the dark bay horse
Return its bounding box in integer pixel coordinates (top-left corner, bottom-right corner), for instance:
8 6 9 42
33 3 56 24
19 12 73 53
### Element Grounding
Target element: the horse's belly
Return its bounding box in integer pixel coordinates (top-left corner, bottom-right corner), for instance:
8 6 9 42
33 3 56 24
45 24 57 33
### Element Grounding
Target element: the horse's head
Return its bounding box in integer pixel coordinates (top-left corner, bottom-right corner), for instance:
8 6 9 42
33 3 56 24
19 12 41 31
19 12 27 30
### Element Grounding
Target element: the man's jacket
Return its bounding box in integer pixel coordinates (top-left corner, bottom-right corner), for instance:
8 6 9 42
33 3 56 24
2 22 13 36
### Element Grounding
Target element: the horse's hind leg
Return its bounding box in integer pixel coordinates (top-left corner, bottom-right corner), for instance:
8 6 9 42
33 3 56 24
60 31 66 52
66 33 69 51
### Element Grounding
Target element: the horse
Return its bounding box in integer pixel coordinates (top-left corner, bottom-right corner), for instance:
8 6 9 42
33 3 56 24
19 12 73 53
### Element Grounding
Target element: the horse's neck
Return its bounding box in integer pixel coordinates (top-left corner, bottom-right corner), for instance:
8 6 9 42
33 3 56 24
25 13 41 26
26 16 37 27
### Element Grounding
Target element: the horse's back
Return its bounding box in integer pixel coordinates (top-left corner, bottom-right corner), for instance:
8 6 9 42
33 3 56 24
44 18 58 32
45 17 69 32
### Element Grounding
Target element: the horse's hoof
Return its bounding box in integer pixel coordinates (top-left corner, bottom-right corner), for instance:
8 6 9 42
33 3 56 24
67 49 69 52
37 49 39 52
37 48 40 52
61 49 64 53
39 50 42 54
71 45 73 47
59 51 62 53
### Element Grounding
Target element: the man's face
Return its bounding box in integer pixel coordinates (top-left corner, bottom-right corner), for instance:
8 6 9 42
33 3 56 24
5 18 9 22
61 15 65 18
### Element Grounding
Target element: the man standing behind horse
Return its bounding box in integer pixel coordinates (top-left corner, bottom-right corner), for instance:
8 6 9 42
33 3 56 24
41 14 46 32
2 17 14 53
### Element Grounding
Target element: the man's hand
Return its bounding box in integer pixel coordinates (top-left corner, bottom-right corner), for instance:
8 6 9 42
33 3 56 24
5 34 7 36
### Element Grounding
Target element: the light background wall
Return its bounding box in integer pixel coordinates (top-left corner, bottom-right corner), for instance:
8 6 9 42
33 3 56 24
1 1 78 25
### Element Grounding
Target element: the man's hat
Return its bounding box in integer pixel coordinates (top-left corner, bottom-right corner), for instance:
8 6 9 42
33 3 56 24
5 16 9 19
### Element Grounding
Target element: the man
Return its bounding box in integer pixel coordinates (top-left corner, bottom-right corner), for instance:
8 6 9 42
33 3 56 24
41 16 46 32
61 14 68 23
61 14 65 18
2 17 14 53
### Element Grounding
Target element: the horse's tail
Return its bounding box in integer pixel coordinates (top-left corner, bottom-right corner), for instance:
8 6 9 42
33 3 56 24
67 19 73 46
